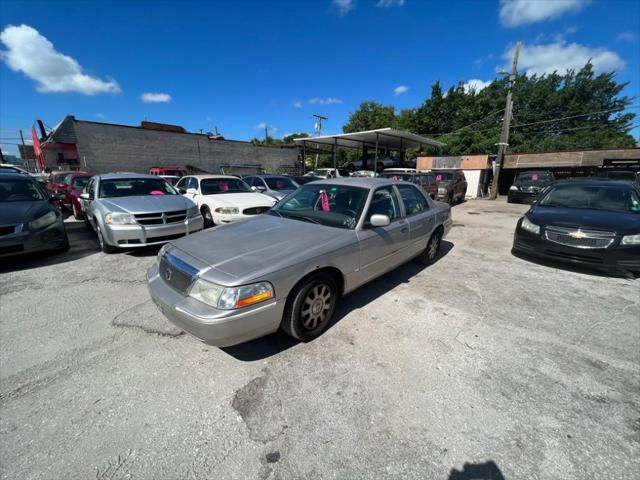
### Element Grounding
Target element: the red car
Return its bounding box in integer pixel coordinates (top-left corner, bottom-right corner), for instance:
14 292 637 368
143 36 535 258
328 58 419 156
61 172 94 219
46 171 75 195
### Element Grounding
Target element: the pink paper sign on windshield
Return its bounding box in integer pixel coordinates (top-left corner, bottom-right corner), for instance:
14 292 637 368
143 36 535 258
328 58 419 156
219 182 229 192
276 180 284 189
532 174 539 182
392 176 399 181
150 190 164 195
320 190 330 212
436 174 442 182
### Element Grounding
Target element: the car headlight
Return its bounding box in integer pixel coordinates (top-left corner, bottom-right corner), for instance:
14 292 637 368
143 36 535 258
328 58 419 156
621 234 640 245
438 187 447 193
187 206 200 217
509 185 519 191
189 279 274 309
104 212 136 225
29 211 57 230
520 216 540 235
157 243 171 263
214 207 239 215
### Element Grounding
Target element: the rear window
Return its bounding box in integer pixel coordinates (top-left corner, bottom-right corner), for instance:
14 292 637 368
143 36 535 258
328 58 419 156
516 171 554 183
433 172 453 182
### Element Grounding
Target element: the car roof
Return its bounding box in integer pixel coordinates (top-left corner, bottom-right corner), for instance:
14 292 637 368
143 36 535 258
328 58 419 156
552 179 638 188
246 174 290 178
97 173 160 180
312 178 397 188
185 174 244 180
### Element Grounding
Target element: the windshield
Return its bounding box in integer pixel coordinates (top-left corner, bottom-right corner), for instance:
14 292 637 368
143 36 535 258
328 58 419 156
0 178 45 202
272 184 368 229
52 173 68 184
433 172 453 182
538 184 640 213
516 171 554 183
265 177 298 191
201 178 251 194
99 178 178 198
605 171 637 181
380 173 414 181
72 176 91 190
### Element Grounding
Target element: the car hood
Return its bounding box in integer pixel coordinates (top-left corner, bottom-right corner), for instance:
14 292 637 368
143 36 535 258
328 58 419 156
100 195 195 213
528 206 640 234
202 192 274 208
169 213 355 282
0 201 52 225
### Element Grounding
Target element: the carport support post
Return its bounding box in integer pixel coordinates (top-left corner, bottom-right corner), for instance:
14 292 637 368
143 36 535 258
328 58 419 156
302 141 306 174
333 137 337 170
374 132 379 173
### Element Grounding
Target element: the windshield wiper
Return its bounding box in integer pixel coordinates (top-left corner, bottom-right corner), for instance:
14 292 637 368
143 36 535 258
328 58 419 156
290 215 322 225
269 209 284 218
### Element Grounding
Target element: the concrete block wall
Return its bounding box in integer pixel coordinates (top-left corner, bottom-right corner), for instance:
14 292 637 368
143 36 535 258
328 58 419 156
72 121 299 175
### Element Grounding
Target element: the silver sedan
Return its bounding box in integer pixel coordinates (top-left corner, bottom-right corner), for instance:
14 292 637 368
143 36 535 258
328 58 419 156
147 178 452 346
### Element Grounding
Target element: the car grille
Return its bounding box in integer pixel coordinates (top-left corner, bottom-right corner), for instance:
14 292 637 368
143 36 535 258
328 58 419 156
545 226 615 249
134 210 187 225
243 206 270 215
0 225 17 236
159 252 199 294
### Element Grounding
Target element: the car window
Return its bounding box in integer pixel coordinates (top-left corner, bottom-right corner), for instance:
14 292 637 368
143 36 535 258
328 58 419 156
87 178 95 198
0 178 45 202
64 174 72 185
434 172 453 182
186 177 198 190
367 187 401 223
426 174 436 185
72 176 91 190
175 177 186 189
397 184 429 216
338 169 351 177
273 184 368 229
200 178 250 194
265 177 298 190
98 178 178 198
538 184 640 213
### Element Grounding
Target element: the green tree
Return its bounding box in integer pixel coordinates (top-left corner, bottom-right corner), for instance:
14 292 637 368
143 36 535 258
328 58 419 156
343 101 396 133
283 132 310 144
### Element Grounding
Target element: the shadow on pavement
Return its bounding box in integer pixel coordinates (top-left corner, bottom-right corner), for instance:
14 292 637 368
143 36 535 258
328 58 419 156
0 221 99 273
222 240 454 362
511 249 635 280
448 461 506 480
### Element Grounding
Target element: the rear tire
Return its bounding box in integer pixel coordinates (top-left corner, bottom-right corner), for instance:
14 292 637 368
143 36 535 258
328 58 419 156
202 206 215 228
281 274 338 342
417 229 442 265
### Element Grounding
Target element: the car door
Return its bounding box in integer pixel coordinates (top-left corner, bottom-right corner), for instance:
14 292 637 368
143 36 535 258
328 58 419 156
356 186 410 281
396 184 436 257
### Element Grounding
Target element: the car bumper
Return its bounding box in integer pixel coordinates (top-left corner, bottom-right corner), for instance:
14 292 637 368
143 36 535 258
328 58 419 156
512 229 640 273
146 263 284 346
508 191 539 204
0 220 66 257
103 216 204 248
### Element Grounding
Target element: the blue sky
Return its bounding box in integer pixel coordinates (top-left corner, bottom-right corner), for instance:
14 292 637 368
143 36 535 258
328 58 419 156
1 0 639 155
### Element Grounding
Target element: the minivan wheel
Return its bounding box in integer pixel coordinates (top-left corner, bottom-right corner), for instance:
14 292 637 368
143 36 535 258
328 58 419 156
417 230 442 265
281 274 338 342
202 206 215 228
96 223 117 253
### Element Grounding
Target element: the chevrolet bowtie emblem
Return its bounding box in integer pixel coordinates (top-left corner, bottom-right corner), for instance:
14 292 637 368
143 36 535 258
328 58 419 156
569 230 587 239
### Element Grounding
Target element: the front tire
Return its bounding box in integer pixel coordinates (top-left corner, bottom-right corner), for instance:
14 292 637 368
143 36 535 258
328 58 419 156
201 206 215 228
417 229 442 265
281 274 338 342
96 223 117 253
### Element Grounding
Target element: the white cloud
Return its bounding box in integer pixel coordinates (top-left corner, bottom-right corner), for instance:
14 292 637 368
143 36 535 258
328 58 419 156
462 79 492 93
255 123 278 133
376 0 405 7
499 0 590 28
332 0 354 16
0 24 120 95
393 85 409 95
617 31 638 42
308 96 343 105
292 100 303 108
503 41 625 76
141 92 171 103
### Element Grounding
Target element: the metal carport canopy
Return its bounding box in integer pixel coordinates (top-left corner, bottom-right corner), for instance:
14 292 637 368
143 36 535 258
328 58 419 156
293 128 446 149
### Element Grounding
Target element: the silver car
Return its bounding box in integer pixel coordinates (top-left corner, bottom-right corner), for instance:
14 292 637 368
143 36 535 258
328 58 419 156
242 175 300 200
147 178 452 346
80 173 204 253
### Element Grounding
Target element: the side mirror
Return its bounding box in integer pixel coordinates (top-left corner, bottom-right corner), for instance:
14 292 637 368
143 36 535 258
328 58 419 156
370 214 391 227
79 192 90 200
179 188 187 195
186 188 197 195
251 186 257 191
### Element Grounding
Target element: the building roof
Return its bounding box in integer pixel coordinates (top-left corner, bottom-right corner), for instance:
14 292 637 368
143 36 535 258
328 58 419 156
293 128 445 150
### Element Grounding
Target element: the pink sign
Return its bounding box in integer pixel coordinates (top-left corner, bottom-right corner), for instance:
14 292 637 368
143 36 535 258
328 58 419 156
150 190 164 195
532 174 538 182
320 190 330 212
219 182 229 192
276 180 284 189
436 174 442 182
392 176 399 181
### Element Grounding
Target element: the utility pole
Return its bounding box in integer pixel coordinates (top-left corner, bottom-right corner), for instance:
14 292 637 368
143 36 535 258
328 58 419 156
312 114 327 170
19 129 31 171
490 40 521 200
264 124 269 143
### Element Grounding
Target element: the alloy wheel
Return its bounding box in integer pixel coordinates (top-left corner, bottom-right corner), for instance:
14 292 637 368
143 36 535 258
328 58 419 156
300 283 333 331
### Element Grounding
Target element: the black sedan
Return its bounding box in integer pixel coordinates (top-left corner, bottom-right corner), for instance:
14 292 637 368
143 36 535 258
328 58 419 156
0 173 69 257
512 180 640 276
507 170 555 204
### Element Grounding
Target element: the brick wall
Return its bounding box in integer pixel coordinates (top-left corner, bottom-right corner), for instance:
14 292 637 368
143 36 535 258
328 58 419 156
72 121 300 175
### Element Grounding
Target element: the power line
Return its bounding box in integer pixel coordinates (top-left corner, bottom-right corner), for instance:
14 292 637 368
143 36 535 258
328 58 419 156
510 106 638 130
431 109 503 137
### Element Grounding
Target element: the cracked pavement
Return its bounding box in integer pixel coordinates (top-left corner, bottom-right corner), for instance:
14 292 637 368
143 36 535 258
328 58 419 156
1 200 638 479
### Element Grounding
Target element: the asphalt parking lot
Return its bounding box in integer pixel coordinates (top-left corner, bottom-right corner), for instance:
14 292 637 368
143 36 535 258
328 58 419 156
1 200 638 480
